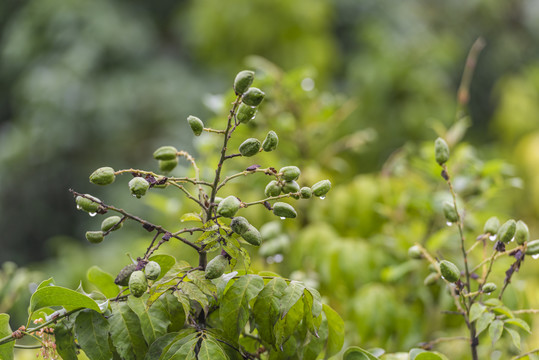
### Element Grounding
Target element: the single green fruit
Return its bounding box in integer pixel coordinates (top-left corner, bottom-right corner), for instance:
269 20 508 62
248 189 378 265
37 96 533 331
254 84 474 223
282 180 300 194
145 261 161 281
89 167 116 186
153 146 178 160
312 179 331 197
236 103 257 124
265 180 282 197
262 131 279 152
279 166 300 181
85 231 104 244
442 201 458 223
234 70 255 95
214 197 223 204
76 194 101 213
129 177 150 198
239 138 261 157
159 158 178 173
187 115 204 136
408 245 422 259
439 260 460 283
114 264 137 286
300 187 312 199
101 216 123 232
231 216 250 235
273 202 297 219
483 216 500 235
129 270 148 298
482 282 497 293
217 196 241 218
515 220 530 245
205 255 228 279
424 272 439 286
498 219 516 243
525 240 539 255
242 87 265 106
242 225 262 246
435 137 450 165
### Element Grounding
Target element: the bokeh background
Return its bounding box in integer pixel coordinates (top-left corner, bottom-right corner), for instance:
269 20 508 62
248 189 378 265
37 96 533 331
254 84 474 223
2 0 539 358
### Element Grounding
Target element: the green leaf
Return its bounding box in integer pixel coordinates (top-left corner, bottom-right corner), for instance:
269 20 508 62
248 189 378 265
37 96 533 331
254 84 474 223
198 336 229 360
253 277 287 345
53 319 78 360
303 287 320 337
279 281 305 319
179 282 209 314
492 306 513 318
305 287 323 317
238 247 251 271
36 278 55 290
128 295 169 345
74 310 112 360
415 352 447 360
220 274 264 341
173 291 191 320
30 285 101 314
343 346 380 360
275 291 304 349
506 327 521 351
87 266 120 298
159 292 186 331
167 335 199 360
180 212 202 222
0 313 14 360
489 319 504 344
149 255 177 281
505 318 531 333
469 303 486 323
145 332 179 360
109 302 148 360
323 303 344 359
188 270 217 294
214 271 238 299
476 312 495 336
159 330 197 360
484 298 503 307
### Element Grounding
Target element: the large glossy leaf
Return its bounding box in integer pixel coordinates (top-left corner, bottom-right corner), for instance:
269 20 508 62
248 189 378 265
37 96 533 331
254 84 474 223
30 285 101 314
87 266 119 299
0 313 14 360
253 277 287 345
275 296 304 349
279 281 305 319
109 302 148 360
187 270 217 294
145 332 179 360
74 310 112 360
167 336 199 360
159 330 197 360
53 318 78 360
128 295 169 345
158 292 186 331
197 336 229 360
323 304 344 359
180 281 209 313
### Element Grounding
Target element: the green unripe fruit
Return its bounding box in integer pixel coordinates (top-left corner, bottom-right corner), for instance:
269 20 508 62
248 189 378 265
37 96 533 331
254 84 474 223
434 137 450 165
300 187 312 199
262 131 279 152
153 146 178 160
85 231 104 244
312 179 331 197
76 195 101 213
525 240 539 255
205 255 228 279
89 167 116 186
483 216 500 235
498 219 516 243
187 115 204 136
144 261 161 281
515 220 530 245
408 245 422 259
282 180 300 194
214 197 223 204
424 272 439 286
242 225 262 246
239 138 261 157
482 282 497 293
234 70 255 95
217 196 241 218
159 158 178 173
236 103 257 124
279 166 300 181
129 271 148 298
442 201 458 223
129 177 150 198
231 216 250 235
115 264 137 286
101 216 123 232
242 87 265 106
265 180 282 197
439 260 460 283
273 202 297 219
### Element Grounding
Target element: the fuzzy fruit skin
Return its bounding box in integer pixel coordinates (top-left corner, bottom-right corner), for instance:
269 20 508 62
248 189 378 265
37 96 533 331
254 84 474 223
153 146 178 160
159 158 178 173
239 138 261 157
526 240 539 255
242 87 265 106
265 180 282 197
424 273 439 286
282 180 300 194
76 195 101 213
408 245 422 259
279 166 301 181
435 137 450 165
236 103 257 124
443 201 458 223
101 216 123 232
145 261 161 281
273 202 297 218
129 271 148 298
86 231 104 244
300 187 312 199
231 216 250 235
484 216 500 235
311 180 331 197
498 219 517 243
439 260 460 283
129 177 150 198
187 115 204 136
205 255 228 279
515 220 530 245
89 167 116 186
217 196 241 218
234 70 255 95
242 225 261 246
262 131 279 152
482 282 497 293
115 264 137 286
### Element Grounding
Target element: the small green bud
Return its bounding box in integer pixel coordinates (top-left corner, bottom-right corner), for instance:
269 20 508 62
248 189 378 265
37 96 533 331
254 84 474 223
236 103 258 124
76 194 101 213
242 225 262 246
89 167 116 186
159 158 178 173
153 146 178 160
273 202 297 219
311 179 331 197
442 201 458 223
515 220 530 245
217 196 241 218
187 115 204 136
424 272 439 286
483 216 500 235
482 282 497 293
242 87 265 106
300 187 312 199
434 137 450 165
231 216 250 235
439 260 460 283
498 219 516 243
205 255 228 279
234 70 255 95
282 180 300 194
408 245 422 259
525 239 539 255
279 166 300 181
129 177 150 198
101 216 123 232
129 270 148 298
114 264 137 286
265 180 282 197
239 138 261 157
85 231 104 244
144 261 161 281
262 131 279 152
